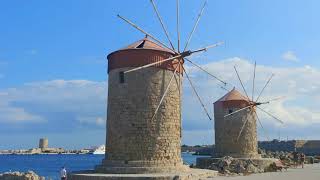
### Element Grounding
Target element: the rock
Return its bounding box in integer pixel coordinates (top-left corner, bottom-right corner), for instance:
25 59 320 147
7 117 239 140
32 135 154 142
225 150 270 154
206 156 264 175
0 171 45 180
246 164 261 173
208 163 220 171
234 161 246 174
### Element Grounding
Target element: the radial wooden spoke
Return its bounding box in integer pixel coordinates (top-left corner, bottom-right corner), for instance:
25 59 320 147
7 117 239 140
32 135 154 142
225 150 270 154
124 42 222 74
191 42 224 53
124 54 182 74
117 14 176 52
256 74 274 102
177 0 180 52
224 105 253 118
236 112 251 141
262 96 286 104
254 110 270 141
184 58 227 85
234 66 251 101
176 62 183 138
183 0 207 52
150 0 175 50
183 67 212 121
252 61 256 101
151 65 179 121
220 86 230 91
257 106 284 124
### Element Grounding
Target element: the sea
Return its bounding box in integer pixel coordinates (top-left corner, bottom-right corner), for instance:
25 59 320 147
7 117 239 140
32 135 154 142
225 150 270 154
0 153 208 180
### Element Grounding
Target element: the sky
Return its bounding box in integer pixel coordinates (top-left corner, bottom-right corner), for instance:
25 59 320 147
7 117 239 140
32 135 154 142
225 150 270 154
0 0 319 149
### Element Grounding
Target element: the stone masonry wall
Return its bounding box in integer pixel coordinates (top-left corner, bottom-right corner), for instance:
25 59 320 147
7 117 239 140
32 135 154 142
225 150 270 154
214 105 259 158
101 67 184 173
259 140 320 155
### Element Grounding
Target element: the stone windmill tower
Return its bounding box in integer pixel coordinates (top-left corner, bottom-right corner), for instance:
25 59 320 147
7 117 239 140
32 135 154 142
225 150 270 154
95 37 185 173
213 63 284 159
214 88 260 158
94 0 226 174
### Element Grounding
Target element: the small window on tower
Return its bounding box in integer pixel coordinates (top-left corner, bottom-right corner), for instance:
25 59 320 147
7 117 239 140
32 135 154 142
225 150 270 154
119 72 125 83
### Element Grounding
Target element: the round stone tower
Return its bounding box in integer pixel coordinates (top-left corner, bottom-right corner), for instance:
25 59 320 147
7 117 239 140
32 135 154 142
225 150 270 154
39 138 48 149
213 88 260 158
96 37 186 173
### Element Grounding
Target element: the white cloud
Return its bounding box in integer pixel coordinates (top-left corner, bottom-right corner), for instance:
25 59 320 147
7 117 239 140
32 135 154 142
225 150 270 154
0 80 107 126
77 116 106 127
95 117 105 126
181 57 320 142
0 106 44 123
182 130 213 145
0 59 319 143
282 51 299 62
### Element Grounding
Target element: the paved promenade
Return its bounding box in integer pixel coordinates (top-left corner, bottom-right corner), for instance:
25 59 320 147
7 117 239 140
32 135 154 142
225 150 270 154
211 164 320 180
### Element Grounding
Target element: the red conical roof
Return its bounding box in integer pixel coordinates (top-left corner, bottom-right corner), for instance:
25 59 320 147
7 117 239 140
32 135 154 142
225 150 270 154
107 36 183 74
216 88 249 102
119 36 175 54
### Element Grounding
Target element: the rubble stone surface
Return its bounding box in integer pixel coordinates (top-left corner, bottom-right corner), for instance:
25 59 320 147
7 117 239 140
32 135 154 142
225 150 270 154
205 156 265 175
0 171 45 180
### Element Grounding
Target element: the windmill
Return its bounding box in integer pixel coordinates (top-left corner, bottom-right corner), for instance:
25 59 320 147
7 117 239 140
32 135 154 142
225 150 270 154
72 1 225 177
117 0 226 122
93 0 227 174
213 62 285 158
225 62 285 141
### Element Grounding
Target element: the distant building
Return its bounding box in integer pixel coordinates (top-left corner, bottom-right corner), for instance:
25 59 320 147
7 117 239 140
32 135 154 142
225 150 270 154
39 138 48 149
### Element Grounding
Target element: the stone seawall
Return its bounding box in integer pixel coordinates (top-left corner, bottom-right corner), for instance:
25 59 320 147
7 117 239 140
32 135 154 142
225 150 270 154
187 140 320 156
259 140 320 155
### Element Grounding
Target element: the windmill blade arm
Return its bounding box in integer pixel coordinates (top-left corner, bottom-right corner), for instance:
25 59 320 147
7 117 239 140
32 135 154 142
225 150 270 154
150 0 175 50
254 110 270 141
252 61 256 101
257 106 284 124
183 0 207 52
183 67 212 121
176 42 223 59
176 0 180 52
234 66 251 101
117 14 176 52
224 105 253 118
237 117 249 141
255 74 274 102
261 96 286 104
151 65 179 121
191 42 224 54
184 58 226 85
123 42 223 74
124 54 182 74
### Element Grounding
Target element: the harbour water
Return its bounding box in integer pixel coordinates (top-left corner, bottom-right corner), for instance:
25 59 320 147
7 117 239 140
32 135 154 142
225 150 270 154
0 153 208 180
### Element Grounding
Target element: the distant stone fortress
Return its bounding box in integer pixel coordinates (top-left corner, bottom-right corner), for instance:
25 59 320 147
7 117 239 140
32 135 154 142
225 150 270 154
0 138 87 155
259 139 320 155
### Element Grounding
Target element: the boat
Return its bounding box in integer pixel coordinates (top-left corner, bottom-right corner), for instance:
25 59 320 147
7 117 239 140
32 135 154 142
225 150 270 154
90 145 105 154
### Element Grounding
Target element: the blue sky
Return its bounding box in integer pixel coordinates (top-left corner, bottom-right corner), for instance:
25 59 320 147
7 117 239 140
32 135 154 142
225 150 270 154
0 0 319 149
